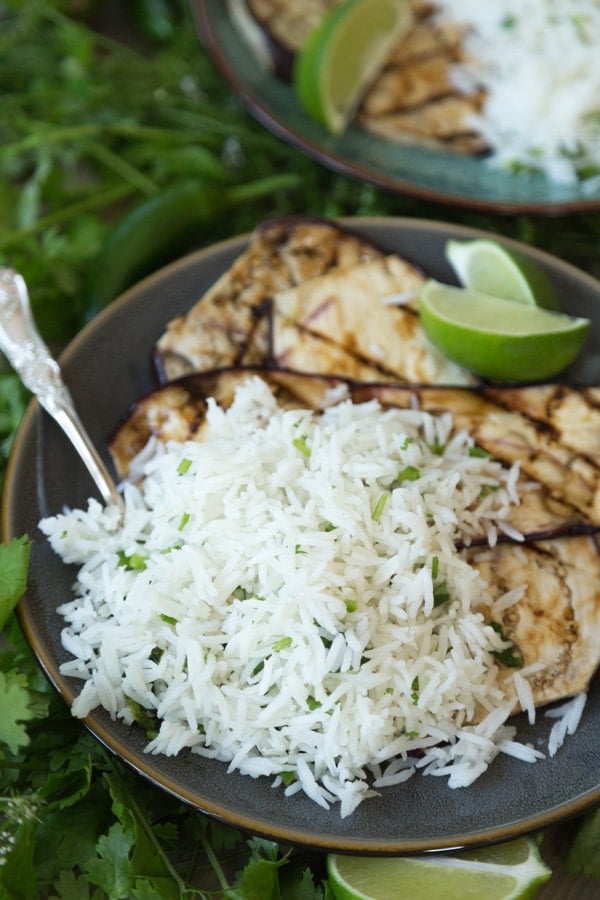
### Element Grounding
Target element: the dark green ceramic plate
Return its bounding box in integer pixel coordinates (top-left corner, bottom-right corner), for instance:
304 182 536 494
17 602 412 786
191 0 600 216
4 219 600 853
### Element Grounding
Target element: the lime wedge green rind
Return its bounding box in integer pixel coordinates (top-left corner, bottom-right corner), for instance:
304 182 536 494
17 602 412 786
445 239 559 310
294 0 412 134
293 2 350 127
419 280 590 382
328 836 552 900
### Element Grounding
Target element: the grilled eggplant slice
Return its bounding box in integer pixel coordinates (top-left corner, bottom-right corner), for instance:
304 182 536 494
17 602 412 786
471 535 600 709
273 323 387 382
359 93 486 154
357 12 486 154
109 369 346 476
154 217 386 382
271 254 474 384
359 382 600 526
155 217 478 388
486 384 600 460
109 368 600 712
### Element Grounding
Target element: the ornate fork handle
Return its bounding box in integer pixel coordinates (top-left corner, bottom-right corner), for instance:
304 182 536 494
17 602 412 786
0 268 124 514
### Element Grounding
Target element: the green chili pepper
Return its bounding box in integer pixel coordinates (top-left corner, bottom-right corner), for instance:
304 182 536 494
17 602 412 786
86 179 220 318
85 173 300 319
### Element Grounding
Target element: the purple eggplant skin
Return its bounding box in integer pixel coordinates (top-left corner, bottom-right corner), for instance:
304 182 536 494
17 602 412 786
228 0 297 79
229 0 342 81
255 22 296 79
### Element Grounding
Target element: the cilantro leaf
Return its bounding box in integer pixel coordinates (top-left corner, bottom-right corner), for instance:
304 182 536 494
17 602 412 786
0 818 37 899
0 374 29 487
50 869 95 900
489 621 524 668
84 821 135 897
228 838 288 899
565 807 600 878
280 862 328 899
228 857 281 899
35 787 113 884
0 535 30 631
131 879 177 900
38 746 93 810
0 669 35 753
85 771 181 899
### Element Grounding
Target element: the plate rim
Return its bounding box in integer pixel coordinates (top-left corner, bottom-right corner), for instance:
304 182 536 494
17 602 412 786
191 0 600 216
4 216 600 853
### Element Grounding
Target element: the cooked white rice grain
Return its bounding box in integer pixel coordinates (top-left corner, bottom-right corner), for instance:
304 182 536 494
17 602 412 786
546 693 587 757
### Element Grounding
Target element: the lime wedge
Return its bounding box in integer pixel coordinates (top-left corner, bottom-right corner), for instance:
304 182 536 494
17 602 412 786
445 239 559 310
419 280 590 382
293 0 412 134
327 836 552 900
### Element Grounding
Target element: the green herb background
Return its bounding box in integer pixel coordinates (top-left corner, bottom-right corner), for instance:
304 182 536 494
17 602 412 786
1 1 599 896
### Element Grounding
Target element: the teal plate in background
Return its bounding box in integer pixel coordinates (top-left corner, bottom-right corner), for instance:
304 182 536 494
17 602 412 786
192 0 600 216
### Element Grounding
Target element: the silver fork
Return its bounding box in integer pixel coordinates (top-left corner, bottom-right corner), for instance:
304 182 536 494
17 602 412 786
0 268 125 515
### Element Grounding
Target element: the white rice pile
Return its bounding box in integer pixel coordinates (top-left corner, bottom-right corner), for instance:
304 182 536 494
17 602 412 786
433 0 600 185
42 378 547 816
